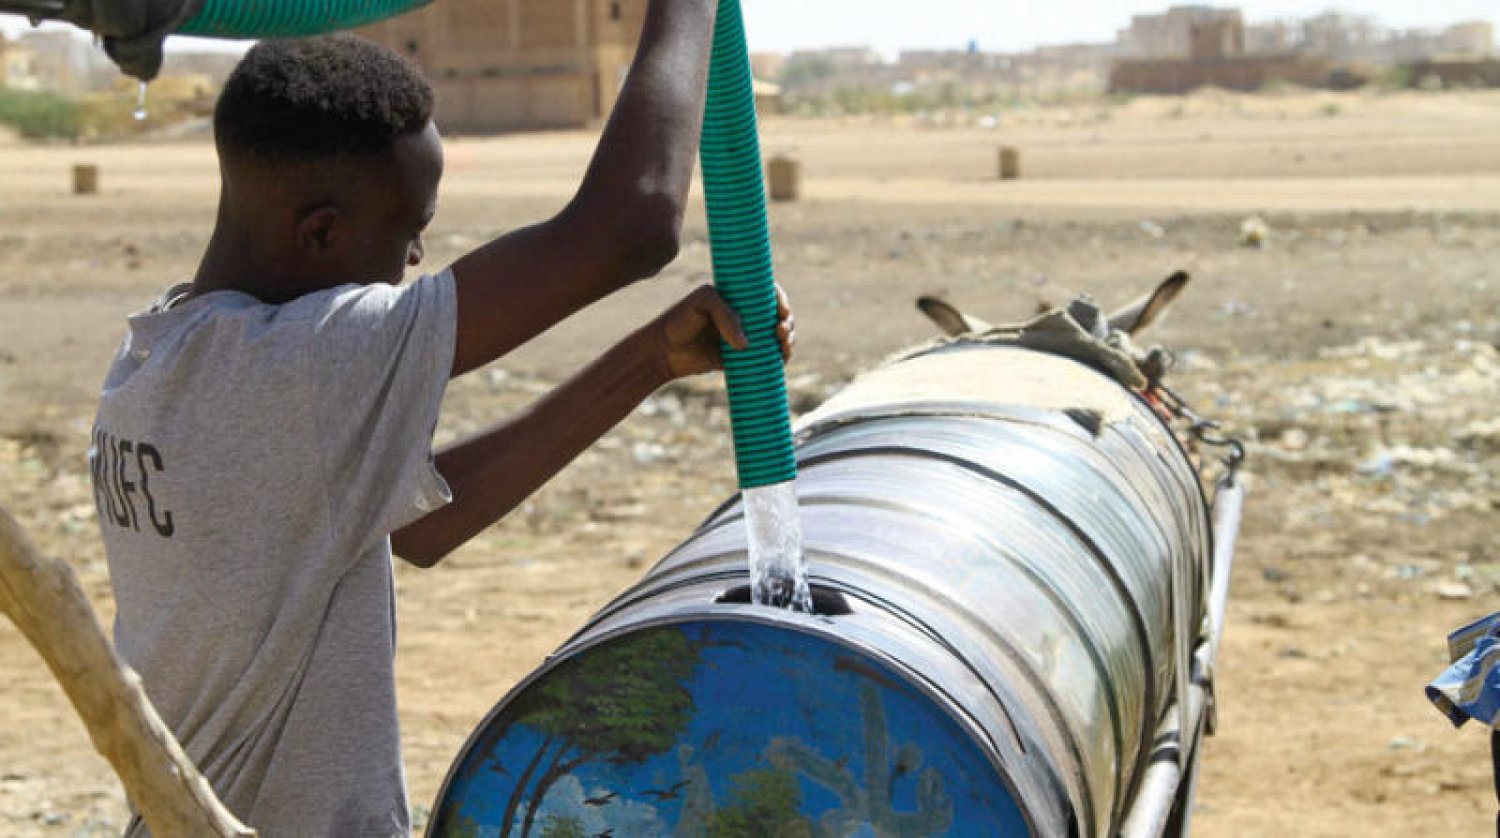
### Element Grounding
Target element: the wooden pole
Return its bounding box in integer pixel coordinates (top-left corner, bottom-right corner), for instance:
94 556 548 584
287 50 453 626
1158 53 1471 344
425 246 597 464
73 164 99 196
768 155 800 202
998 147 1021 181
0 504 255 837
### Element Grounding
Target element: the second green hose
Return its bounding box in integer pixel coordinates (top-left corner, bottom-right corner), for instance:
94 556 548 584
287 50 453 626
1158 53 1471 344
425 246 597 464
180 0 432 39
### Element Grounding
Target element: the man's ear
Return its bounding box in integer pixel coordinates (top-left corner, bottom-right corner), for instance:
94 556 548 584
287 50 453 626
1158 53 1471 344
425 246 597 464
294 205 342 257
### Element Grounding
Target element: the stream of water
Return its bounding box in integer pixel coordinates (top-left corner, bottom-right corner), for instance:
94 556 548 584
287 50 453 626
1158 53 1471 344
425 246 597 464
743 481 812 613
132 82 148 122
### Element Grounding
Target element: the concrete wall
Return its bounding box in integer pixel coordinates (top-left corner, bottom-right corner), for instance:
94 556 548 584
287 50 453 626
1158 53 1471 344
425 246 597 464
1409 59 1500 89
1110 55 1333 94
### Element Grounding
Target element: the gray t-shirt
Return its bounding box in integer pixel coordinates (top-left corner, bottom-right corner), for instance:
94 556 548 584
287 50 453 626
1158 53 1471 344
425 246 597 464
91 271 457 837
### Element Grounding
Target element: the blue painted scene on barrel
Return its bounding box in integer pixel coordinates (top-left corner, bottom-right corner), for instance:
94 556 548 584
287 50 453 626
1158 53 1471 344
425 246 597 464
431 621 1028 837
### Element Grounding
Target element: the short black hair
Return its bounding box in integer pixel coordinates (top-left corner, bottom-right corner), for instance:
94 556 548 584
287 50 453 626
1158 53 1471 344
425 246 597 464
215 35 434 162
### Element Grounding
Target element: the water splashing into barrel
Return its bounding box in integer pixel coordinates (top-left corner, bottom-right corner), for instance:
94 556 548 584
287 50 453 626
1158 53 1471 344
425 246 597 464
743 481 811 612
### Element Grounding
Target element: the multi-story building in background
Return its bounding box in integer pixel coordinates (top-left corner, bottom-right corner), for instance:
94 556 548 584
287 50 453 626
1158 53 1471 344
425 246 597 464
1119 6 1244 59
1111 5 1498 93
360 0 648 133
1296 12 1381 63
1241 14 1493 64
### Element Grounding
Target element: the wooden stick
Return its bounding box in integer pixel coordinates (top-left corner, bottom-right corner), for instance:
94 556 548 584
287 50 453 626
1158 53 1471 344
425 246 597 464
0 504 255 837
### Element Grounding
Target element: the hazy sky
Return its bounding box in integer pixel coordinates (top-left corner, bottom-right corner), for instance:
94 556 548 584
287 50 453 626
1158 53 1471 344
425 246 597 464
1 2 1496 54
739 1 1497 54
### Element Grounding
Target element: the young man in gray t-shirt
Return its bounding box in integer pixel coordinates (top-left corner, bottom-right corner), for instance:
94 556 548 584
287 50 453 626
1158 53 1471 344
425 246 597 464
91 15 791 836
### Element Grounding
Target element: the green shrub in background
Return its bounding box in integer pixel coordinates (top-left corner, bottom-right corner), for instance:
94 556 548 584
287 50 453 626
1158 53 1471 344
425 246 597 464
0 89 81 140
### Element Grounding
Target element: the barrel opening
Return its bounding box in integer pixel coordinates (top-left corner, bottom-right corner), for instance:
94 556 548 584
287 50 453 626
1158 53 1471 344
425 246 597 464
715 583 854 616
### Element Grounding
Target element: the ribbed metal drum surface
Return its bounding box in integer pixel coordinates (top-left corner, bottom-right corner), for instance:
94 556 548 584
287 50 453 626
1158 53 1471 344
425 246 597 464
431 345 1212 838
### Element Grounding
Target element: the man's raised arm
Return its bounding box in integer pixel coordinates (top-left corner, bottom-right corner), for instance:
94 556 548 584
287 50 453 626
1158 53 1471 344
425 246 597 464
447 0 719 378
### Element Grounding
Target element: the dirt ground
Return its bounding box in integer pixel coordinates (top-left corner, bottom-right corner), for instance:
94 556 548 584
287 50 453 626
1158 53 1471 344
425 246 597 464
1 88 1497 836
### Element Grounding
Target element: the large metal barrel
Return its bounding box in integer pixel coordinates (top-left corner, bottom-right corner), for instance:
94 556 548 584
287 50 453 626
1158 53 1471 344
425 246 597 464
429 343 1213 838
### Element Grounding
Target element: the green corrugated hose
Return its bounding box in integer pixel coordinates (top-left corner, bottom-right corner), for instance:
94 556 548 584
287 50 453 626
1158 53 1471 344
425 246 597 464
701 0 796 490
180 0 431 38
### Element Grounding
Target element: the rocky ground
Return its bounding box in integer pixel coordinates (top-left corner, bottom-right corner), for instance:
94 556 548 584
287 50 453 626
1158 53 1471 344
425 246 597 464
1 89 1497 835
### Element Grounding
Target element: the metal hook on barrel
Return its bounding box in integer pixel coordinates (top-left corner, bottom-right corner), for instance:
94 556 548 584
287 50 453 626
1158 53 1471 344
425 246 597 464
1190 418 1247 481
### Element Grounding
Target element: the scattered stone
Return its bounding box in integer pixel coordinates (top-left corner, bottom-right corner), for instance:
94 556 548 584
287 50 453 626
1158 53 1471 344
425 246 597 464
1392 560 1440 580
1388 736 1429 752
631 442 667 465
1175 349 1219 372
1356 452 1395 478
1239 216 1270 248
1250 610 1291 629
1456 418 1500 453
440 233 476 251
590 503 647 523
1221 300 1254 317
1358 446 1464 477
1432 581 1474 601
1279 427 1310 451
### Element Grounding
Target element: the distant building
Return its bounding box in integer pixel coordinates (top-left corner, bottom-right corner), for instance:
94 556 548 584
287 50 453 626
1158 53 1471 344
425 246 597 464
360 0 648 134
159 49 243 91
1400 21 1499 89
1110 53 1332 94
788 46 884 71
1443 21 1495 56
15 30 114 93
1190 18 1245 61
752 78 783 116
1245 20 1292 54
1119 6 1243 59
0 35 40 91
749 51 787 83
1408 58 1500 88
1111 6 1336 94
1297 12 1381 63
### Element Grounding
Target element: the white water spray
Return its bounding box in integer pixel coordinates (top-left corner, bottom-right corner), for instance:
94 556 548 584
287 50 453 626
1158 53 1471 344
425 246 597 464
744 481 811 613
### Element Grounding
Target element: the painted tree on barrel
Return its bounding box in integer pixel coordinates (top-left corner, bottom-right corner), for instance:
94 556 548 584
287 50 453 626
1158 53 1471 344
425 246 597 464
498 627 701 838
766 681 954 838
706 767 814 838
539 815 588 838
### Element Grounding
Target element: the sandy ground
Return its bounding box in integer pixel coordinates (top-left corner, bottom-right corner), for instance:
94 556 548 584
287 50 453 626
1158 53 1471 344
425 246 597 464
1 88 1497 836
